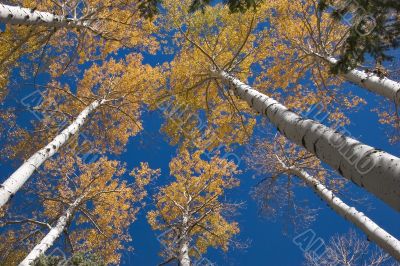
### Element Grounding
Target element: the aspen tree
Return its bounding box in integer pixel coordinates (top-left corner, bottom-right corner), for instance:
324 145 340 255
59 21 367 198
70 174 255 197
148 150 241 265
0 54 163 207
1 155 159 265
247 134 400 261
161 0 400 211
0 1 158 100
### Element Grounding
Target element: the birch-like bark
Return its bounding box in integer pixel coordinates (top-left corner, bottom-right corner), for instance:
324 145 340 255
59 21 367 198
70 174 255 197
0 3 89 28
277 157 400 261
214 70 400 212
324 55 400 105
178 211 191 266
19 194 84 266
0 99 104 208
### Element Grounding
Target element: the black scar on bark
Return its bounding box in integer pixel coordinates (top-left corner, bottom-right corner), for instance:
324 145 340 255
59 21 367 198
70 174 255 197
264 103 278 117
294 118 303 128
301 135 306 147
371 148 382 152
265 102 277 111
313 137 321 155
280 109 294 117
276 125 283 135
262 98 268 106
338 164 343 176
360 149 379 163
303 124 321 153
300 121 314 150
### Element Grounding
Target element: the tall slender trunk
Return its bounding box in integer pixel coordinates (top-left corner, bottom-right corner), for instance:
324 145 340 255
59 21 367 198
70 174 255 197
178 211 191 266
277 157 400 261
214 70 400 212
0 3 89 28
19 194 85 266
0 99 104 208
324 55 400 105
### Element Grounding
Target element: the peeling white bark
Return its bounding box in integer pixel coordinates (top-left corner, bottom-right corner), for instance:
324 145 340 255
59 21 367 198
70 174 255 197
214 70 400 212
0 3 89 28
325 56 400 105
19 195 84 266
0 99 104 208
278 159 400 261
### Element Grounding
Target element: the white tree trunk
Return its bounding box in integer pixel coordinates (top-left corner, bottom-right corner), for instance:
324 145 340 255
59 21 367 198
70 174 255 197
325 56 400 105
19 195 84 266
178 212 191 266
277 158 400 261
0 99 104 208
0 3 89 28
214 70 400 212
178 238 190 266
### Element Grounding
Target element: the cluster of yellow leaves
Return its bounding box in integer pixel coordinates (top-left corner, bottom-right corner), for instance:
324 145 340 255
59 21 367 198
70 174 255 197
255 0 366 125
0 230 29 265
147 149 240 257
130 162 161 203
374 107 400 144
159 0 276 149
38 155 160 264
7 53 164 159
0 25 52 101
0 0 159 101
72 53 164 154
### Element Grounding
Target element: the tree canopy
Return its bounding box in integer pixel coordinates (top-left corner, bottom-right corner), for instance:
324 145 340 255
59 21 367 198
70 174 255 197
0 0 400 265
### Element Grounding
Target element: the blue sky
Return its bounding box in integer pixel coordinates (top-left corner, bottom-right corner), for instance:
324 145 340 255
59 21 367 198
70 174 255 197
1 10 400 266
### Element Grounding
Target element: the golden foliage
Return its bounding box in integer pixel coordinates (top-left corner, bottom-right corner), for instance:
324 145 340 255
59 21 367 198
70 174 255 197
255 0 366 125
38 155 160 264
0 0 159 101
148 149 240 258
158 0 274 149
7 53 164 159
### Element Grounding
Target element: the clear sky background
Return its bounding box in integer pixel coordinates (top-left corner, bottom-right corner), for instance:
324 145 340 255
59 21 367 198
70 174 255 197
1 11 400 266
